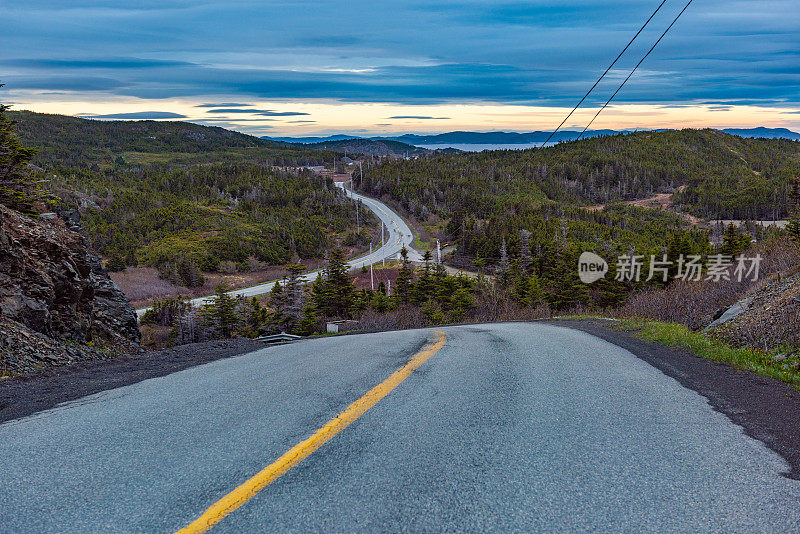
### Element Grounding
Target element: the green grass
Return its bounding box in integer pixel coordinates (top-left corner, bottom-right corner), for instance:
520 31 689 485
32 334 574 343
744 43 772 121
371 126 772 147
618 318 800 387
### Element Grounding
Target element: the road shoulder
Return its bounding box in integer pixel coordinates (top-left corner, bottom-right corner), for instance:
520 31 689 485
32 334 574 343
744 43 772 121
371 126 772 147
550 318 800 480
0 338 264 424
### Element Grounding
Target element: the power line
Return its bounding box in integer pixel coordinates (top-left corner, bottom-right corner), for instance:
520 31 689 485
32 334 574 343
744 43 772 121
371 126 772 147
577 0 694 140
539 0 668 148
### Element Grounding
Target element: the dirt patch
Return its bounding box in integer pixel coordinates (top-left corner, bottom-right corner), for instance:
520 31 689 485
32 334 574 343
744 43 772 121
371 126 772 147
113 264 325 309
582 186 701 225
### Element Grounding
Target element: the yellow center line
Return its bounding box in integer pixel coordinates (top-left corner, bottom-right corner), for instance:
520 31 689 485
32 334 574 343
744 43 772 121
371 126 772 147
176 330 447 534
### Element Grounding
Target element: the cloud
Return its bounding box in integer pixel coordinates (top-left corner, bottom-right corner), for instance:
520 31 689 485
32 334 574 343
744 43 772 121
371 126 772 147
255 111 311 117
296 35 361 47
288 120 316 123
204 108 310 116
200 117 276 122
2 0 799 110
82 111 187 119
195 102 252 108
3 75 128 91
0 58 192 69
388 115 450 119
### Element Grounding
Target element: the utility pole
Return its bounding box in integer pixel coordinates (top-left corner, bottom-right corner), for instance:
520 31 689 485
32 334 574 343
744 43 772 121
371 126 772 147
436 238 441 263
387 279 391 296
359 160 363 189
370 262 374 291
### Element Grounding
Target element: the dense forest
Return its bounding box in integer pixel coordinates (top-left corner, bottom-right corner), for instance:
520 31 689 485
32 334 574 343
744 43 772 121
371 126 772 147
9 111 340 167
362 129 800 222
10 111 373 286
354 129 798 310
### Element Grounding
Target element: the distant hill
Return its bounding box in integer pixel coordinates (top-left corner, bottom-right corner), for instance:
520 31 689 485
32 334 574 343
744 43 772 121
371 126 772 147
719 127 800 140
267 127 800 147
266 134 362 143
9 111 294 166
361 128 800 225
387 130 621 145
305 138 435 156
264 130 620 146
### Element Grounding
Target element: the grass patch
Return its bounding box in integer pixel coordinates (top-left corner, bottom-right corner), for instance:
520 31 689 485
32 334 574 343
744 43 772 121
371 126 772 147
619 318 800 387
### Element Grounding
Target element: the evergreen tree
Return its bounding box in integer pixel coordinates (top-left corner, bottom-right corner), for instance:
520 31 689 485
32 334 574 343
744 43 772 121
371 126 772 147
498 237 511 287
411 250 434 304
449 286 474 322
240 296 267 338
282 264 306 330
524 274 544 307
312 248 355 318
519 229 532 273
394 246 414 305
787 177 800 244
203 282 238 338
0 89 43 212
295 301 319 336
720 224 751 256
268 280 285 328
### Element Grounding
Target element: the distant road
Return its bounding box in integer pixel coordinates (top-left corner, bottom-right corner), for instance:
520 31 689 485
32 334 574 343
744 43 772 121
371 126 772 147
136 182 418 316
2 323 799 532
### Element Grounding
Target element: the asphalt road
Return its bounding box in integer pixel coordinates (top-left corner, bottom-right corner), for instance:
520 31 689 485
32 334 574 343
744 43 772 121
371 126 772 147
137 182 418 317
2 323 799 532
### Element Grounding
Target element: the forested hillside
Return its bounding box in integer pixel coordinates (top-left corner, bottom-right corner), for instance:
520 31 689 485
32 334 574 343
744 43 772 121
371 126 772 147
9 111 335 167
357 129 797 310
12 111 373 288
53 164 370 286
363 129 800 222
304 138 430 156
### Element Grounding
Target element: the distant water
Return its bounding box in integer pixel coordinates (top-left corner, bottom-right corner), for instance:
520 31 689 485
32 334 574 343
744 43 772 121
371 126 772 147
417 142 557 152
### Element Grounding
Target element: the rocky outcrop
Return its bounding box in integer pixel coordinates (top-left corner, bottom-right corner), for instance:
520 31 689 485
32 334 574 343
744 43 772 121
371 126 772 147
709 271 800 351
0 205 140 374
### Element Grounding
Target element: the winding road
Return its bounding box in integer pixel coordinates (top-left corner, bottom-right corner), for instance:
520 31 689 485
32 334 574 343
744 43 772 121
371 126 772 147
137 182 419 316
1 323 799 532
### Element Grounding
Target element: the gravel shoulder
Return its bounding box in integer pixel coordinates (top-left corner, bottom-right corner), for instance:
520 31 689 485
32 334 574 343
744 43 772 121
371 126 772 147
551 318 800 480
0 338 263 424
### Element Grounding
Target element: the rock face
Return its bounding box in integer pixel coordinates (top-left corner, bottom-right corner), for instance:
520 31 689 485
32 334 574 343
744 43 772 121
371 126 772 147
709 271 800 350
0 205 140 374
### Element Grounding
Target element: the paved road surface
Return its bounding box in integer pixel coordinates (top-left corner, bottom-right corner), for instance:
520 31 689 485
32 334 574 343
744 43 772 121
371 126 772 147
137 182 418 317
2 323 799 532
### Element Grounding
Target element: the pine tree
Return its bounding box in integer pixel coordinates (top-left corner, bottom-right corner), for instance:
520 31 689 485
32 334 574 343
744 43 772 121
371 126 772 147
720 224 750 256
519 229 532 273
498 237 511 287
203 282 238 338
0 89 43 212
327 248 355 317
295 301 319 336
240 296 266 338
313 248 354 318
411 250 433 304
787 177 800 244
449 287 474 322
282 264 306 330
394 246 414 305
524 274 544 307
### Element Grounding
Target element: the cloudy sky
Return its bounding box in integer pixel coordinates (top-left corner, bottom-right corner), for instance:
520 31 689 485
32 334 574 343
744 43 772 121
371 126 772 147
2 0 799 135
